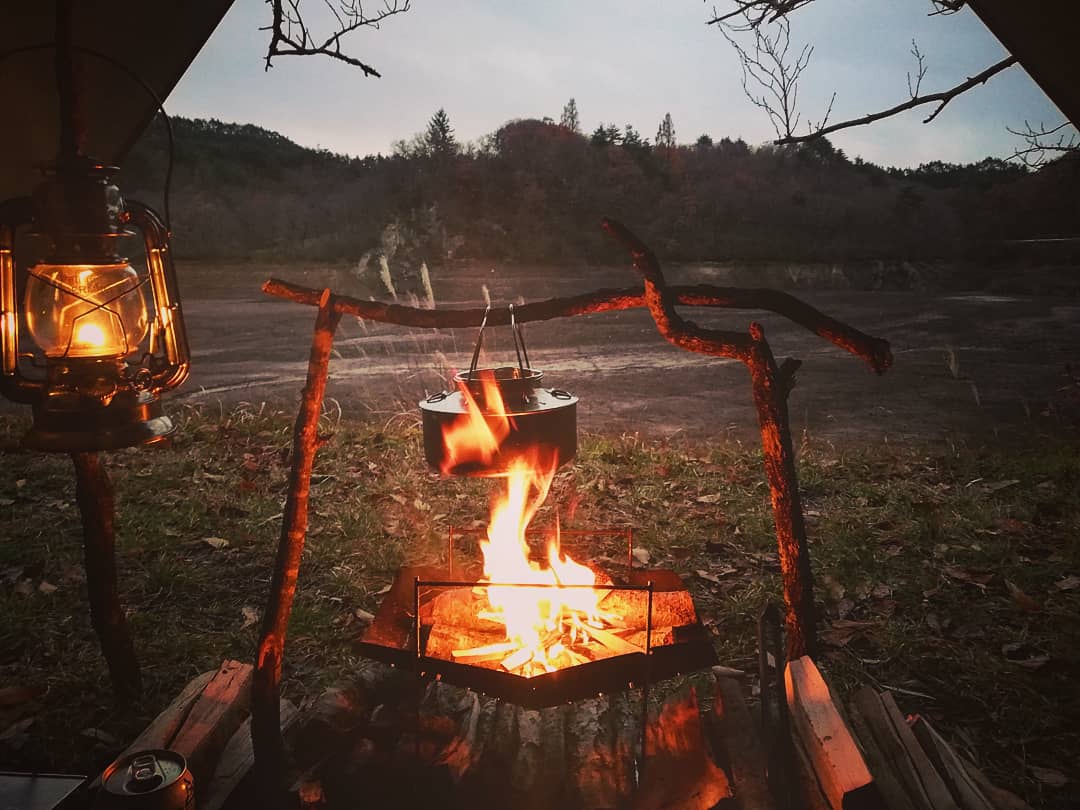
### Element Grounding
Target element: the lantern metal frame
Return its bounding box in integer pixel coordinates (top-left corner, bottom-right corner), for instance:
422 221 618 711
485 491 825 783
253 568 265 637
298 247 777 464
0 158 190 451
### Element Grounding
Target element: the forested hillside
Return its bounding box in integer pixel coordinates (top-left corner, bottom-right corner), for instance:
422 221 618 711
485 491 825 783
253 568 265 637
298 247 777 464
120 113 1080 268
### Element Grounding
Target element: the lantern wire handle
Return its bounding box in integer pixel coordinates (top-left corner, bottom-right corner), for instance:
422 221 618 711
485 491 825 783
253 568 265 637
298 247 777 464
467 303 490 381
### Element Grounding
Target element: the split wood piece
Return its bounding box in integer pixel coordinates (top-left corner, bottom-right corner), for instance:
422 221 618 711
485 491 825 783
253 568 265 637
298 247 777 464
90 668 217 792
122 669 216 755
598 586 698 629
425 624 505 668
850 687 959 810
581 623 643 656
423 587 503 632
791 728 838 810
844 689 918 810
909 715 997 810
72 451 141 701
785 657 877 810
202 698 299 810
636 687 733 810
711 675 776 810
170 660 254 793
252 289 342 808
451 641 518 664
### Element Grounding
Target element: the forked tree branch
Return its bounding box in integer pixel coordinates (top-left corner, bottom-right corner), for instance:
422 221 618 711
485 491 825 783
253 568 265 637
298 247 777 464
711 2 1015 145
775 54 1017 144
262 0 410 74
263 273 892 373
1007 120 1079 169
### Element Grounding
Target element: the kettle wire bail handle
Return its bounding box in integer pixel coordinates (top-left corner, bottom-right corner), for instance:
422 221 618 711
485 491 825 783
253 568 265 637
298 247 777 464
510 303 531 372
467 303 491 381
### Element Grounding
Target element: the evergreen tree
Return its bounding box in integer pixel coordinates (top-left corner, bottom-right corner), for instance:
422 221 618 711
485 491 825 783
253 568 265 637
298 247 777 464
655 113 676 149
559 98 580 132
425 108 457 157
696 133 713 148
590 123 622 147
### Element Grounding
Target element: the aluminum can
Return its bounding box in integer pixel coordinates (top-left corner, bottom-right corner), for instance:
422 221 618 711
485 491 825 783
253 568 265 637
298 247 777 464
98 749 194 809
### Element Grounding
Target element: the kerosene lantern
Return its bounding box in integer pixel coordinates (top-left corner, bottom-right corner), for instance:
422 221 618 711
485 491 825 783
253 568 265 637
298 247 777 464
420 305 577 475
0 156 190 450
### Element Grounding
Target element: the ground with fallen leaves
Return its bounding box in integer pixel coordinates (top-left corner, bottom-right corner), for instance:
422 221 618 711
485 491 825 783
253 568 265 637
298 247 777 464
0 405 1077 808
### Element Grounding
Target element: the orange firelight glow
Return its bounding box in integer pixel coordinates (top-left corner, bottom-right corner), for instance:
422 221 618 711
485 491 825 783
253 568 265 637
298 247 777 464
441 376 610 676
439 374 511 474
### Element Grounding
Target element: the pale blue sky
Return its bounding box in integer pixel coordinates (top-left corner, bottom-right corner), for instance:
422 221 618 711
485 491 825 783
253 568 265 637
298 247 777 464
166 0 1069 168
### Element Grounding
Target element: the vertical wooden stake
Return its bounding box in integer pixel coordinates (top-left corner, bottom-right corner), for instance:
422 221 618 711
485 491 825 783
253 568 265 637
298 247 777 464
71 451 141 701
747 322 818 659
252 290 341 807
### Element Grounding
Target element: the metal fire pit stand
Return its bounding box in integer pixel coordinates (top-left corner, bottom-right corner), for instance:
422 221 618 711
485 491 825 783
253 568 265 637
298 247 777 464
409 576 655 770
251 222 893 807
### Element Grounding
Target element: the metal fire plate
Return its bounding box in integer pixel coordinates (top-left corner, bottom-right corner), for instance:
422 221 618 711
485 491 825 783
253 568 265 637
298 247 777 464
356 565 718 709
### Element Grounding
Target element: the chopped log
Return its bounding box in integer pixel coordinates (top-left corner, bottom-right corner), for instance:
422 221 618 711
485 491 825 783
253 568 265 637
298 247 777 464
171 660 254 791
791 729 837 810
621 626 675 649
909 716 997 810
202 698 300 810
637 687 733 810
711 675 776 810
598 588 697 629
850 687 958 810
124 669 216 755
785 657 877 810
566 695 618 809
425 624 505 667
451 641 518 664
90 668 217 792
844 690 918 810
581 624 642 656
424 588 503 632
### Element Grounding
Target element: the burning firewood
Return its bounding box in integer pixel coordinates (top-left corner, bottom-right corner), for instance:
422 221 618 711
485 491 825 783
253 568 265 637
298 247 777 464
598 588 697 629
451 641 518 664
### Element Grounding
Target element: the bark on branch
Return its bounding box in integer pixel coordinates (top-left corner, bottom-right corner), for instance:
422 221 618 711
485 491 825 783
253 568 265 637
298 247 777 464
262 278 892 374
774 54 1018 144
72 452 141 701
600 217 825 658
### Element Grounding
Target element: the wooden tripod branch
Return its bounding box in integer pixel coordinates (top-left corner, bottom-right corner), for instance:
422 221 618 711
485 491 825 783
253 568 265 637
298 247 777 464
71 452 141 701
263 277 891 374
251 222 892 786
601 217 833 658
252 289 342 808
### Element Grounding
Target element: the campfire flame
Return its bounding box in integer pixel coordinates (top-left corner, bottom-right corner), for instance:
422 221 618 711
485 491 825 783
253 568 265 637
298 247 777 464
439 374 510 475
440 373 612 676
479 457 607 675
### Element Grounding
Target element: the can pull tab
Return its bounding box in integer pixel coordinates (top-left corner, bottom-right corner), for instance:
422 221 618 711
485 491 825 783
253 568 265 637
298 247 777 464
127 753 165 793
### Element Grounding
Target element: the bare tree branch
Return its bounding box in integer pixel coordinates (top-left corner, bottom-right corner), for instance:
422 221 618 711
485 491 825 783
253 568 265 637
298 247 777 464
262 0 410 75
719 16 820 140
1007 120 1079 168
907 39 927 99
774 54 1017 144
711 2 1017 147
